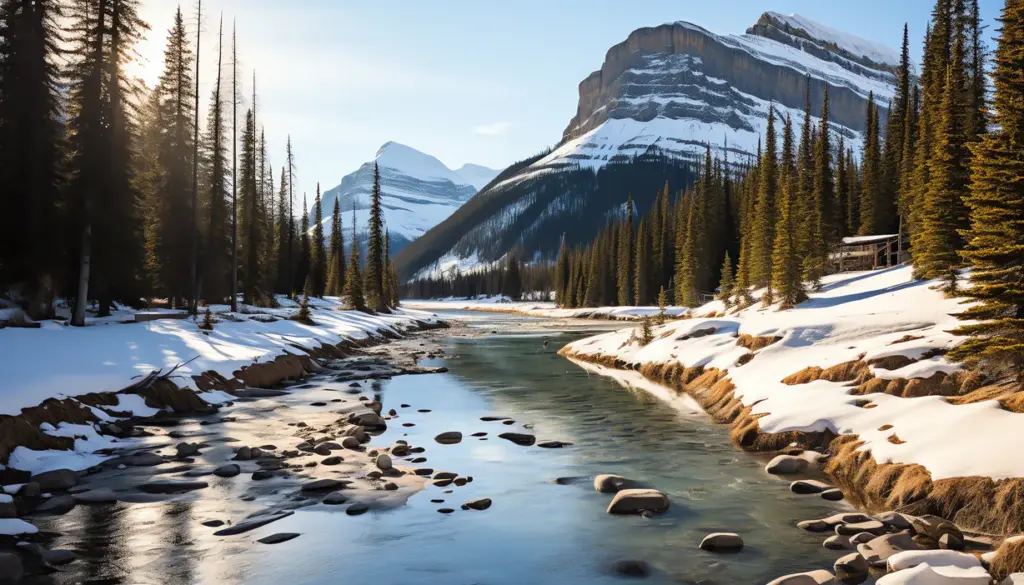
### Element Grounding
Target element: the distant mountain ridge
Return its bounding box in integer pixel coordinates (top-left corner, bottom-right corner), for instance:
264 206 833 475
394 11 897 281
313 142 499 254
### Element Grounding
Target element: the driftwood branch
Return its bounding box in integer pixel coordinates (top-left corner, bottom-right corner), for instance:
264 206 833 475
119 356 200 392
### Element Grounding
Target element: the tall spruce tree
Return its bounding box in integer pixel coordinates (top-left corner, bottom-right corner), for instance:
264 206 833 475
617 196 634 305
295 194 309 293
858 91 883 235
917 16 971 289
633 220 649 305
325 197 345 296
806 86 833 285
202 15 229 304
0 0 64 317
239 108 261 304
554 238 569 306
68 0 148 323
152 7 196 306
306 184 325 297
750 105 778 288
364 163 387 311
343 204 364 310
274 166 289 293
950 0 1024 379
717 252 734 306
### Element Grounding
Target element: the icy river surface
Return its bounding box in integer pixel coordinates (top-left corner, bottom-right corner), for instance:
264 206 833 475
34 311 856 585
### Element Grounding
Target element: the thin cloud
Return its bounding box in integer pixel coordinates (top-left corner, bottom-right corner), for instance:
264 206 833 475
473 121 513 136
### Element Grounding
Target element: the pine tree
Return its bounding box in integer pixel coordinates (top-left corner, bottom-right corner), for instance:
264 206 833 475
0 0 64 317
325 197 345 296
306 184 326 297
503 254 522 301
229 20 239 311
584 235 601 307
67 0 148 323
916 17 971 289
751 105 778 288
202 16 229 304
717 252 734 307
275 166 289 293
806 86 833 285
846 147 861 236
836 135 849 237
950 0 1024 379
343 204 365 310
772 149 805 308
633 220 649 305
881 24 913 234
239 108 261 305
151 7 196 306
858 91 883 235
285 136 297 297
617 196 634 305
295 194 310 293
554 238 569 306
364 163 387 312
965 0 988 142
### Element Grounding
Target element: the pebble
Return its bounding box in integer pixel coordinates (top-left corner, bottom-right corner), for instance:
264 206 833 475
699 532 744 552
346 503 369 516
607 489 669 515
213 464 241 478
376 454 393 470
435 431 463 445
461 498 491 511
437 508 455 514
321 456 343 466
497 432 535 446
258 532 301 545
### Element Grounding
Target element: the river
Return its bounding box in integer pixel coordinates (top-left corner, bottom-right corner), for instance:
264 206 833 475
32 311 855 584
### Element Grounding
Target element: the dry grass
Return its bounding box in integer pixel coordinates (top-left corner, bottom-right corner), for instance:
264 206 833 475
889 334 925 345
736 334 783 352
736 353 755 366
989 537 1024 581
782 366 824 385
887 433 905 445
867 354 918 371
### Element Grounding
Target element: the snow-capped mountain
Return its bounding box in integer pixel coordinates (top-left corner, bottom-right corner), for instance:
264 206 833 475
314 142 498 254
395 12 897 281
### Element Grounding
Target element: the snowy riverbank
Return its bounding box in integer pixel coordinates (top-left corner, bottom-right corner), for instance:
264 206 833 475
559 265 1024 537
404 298 689 321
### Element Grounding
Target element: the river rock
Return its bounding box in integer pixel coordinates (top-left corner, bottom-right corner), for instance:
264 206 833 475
798 519 833 533
0 552 23 582
433 472 457 481
433 479 453 488
346 503 369 515
537 441 569 449
766 569 836 584
857 532 922 568
336 437 358 450
824 535 853 550
875 511 913 531
390 443 409 457
790 479 831 494
453 477 468 486
251 470 273 480
321 456 343 466
375 454 393 471
139 480 209 494
0 501 14 519
72 488 118 504
31 469 78 491
258 532 300 545
301 479 350 492
319 442 342 451
462 498 491 511
34 494 76 515
234 446 252 461
480 416 510 422
213 464 240 478
213 511 294 535
765 455 808 475
348 412 386 429
887 549 982 572
850 532 876 545
437 508 455 514
383 482 398 491
201 519 224 527
435 431 462 445
594 474 636 494
699 532 744 552
836 520 887 536
834 552 869 584
821 488 845 501
498 432 536 446
314 444 332 456
323 492 348 505
18 482 41 498
470 432 487 437
608 559 649 578
908 514 963 543
175 442 201 458
125 452 165 466
939 532 965 550
607 489 669 515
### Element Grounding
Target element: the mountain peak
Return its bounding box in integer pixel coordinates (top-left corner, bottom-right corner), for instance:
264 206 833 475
753 11 900 68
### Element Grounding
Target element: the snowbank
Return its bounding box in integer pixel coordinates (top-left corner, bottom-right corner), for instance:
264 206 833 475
0 298 438 417
561 265 1024 483
405 298 689 321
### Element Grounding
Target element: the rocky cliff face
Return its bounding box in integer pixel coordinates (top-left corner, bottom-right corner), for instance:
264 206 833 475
395 13 897 281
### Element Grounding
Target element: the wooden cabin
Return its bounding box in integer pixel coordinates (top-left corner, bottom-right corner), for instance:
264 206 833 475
830 234 909 272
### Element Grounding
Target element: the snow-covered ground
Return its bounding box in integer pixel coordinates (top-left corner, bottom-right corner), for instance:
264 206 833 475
0 296 437 418
561 266 1023 483
405 297 689 321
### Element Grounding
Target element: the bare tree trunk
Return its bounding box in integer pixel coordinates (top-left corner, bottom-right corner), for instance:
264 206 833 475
72 223 91 327
190 0 202 314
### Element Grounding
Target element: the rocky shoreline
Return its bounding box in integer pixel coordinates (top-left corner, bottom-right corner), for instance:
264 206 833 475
0 317 457 583
561 352 1024 583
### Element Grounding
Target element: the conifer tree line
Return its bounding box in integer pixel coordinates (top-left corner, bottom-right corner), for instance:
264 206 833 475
401 256 555 301
556 0 1024 379
0 0 399 322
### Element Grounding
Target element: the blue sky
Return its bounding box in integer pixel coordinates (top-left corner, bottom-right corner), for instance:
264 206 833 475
134 0 1001 198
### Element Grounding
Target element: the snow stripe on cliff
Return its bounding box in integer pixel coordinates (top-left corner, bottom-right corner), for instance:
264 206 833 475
562 266 1024 482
